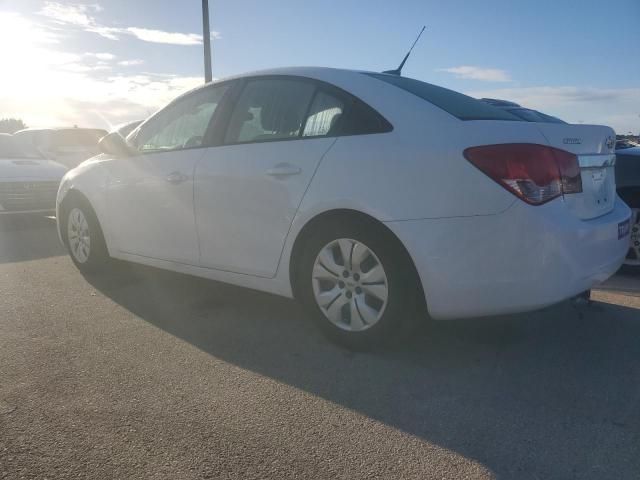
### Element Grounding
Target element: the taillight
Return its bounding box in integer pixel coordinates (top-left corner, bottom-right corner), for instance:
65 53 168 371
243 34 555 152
463 144 582 205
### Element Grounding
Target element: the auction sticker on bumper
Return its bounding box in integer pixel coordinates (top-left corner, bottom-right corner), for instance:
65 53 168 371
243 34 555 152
618 219 630 239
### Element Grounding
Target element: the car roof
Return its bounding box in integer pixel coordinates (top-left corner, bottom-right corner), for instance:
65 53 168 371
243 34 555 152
174 67 377 101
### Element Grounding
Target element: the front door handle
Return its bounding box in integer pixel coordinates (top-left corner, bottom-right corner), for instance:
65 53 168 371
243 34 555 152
266 163 301 178
166 171 189 184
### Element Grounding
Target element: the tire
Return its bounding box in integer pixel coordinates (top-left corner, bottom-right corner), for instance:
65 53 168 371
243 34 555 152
61 196 109 273
297 216 423 349
621 206 640 275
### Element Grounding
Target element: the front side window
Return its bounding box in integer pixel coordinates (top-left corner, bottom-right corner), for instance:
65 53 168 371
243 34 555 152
136 85 229 152
224 79 315 144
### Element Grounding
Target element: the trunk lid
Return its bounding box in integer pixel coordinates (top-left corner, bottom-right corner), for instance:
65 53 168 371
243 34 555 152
535 124 616 220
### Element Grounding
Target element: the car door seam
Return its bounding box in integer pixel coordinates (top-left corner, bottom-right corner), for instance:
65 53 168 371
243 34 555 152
271 137 340 279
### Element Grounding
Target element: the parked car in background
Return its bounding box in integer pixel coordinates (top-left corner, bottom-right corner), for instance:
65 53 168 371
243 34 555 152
0 134 67 215
13 127 107 170
616 138 639 150
480 98 566 124
614 145 640 272
56 67 630 347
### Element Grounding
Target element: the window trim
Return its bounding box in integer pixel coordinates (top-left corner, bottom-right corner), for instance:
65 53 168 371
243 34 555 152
217 75 393 148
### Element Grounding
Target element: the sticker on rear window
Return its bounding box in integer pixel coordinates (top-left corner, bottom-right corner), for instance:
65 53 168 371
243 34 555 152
618 219 630 239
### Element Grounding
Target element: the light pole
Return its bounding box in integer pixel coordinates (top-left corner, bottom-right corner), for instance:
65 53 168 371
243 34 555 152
202 0 212 83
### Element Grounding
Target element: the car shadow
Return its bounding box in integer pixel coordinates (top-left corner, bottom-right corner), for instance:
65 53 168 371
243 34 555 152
0 215 66 264
596 272 640 296
83 263 640 479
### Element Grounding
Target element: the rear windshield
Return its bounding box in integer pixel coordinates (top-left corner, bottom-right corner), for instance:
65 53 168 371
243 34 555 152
507 108 566 124
0 136 43 159
365 73 523 122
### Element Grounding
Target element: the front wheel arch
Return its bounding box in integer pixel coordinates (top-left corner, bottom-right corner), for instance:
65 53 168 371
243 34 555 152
59 189 110 271
59 190 104 246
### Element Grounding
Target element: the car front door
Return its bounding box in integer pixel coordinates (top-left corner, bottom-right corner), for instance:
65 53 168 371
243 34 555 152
194 77 345 277
105 84 229 264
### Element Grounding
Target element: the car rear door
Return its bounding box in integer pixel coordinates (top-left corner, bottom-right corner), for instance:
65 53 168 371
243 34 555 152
194 77 344 277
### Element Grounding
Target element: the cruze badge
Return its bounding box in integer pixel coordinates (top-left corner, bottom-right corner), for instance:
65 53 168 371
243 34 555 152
563 138 582 145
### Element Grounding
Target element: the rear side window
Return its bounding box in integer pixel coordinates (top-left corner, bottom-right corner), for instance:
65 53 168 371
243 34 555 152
365 73 522 121
339 99 392 135
221 76 393 144
303 91 345 137
225 79 315 144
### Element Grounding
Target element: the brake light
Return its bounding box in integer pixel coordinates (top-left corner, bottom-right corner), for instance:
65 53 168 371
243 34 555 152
463 144 582 205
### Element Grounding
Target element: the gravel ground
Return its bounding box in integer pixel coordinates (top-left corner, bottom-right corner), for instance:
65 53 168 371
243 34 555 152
1 215 639 479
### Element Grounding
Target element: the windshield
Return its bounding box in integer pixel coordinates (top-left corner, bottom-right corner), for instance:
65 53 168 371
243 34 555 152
0 135 43 159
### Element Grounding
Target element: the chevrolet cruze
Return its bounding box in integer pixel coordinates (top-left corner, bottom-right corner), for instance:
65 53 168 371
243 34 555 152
56 67 631 347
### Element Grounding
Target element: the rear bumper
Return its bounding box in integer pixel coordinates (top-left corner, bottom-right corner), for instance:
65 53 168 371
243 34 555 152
386 197 631 320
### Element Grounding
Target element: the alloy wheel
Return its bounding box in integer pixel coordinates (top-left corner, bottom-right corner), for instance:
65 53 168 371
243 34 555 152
311 238 389 331
68 207 91 264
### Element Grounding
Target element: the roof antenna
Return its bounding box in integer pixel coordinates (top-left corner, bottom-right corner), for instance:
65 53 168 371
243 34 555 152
383 26 426 76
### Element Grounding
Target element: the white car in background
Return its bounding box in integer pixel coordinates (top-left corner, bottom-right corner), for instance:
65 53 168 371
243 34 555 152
56 67 631 348
14 127 107 170
0 134 67 215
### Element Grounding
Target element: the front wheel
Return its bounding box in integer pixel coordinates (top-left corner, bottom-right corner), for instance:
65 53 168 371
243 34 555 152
297 218 422 349
63 199 109 272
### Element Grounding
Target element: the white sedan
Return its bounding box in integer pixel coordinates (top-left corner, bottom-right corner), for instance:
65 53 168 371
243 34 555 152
56 67 631 348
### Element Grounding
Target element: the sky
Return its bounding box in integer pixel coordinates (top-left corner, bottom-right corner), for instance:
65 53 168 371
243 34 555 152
0 0 638 133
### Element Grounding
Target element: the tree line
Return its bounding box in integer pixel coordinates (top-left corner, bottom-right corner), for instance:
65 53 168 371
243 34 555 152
0 118 28 134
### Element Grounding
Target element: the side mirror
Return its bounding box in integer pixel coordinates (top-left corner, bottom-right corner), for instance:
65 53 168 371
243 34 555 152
99 132 134 158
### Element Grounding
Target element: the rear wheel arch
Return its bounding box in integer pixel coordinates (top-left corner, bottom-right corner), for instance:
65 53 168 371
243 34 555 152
288 209 426 308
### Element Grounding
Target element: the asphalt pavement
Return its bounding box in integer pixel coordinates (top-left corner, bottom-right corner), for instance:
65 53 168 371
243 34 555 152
1 215 639 479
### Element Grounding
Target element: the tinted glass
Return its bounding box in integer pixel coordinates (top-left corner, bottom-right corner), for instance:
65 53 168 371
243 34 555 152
507 108 565 124
339 99 393 135
225 79 315 144
365 73 522 121
136 85 229 152
303 91 345 137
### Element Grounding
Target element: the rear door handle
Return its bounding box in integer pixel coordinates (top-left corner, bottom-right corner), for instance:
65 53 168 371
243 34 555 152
166 171 189 184
266 163 301 177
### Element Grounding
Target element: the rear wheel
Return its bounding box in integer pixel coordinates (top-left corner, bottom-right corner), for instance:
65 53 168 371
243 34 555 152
297 217 422 349
62 197 109 272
